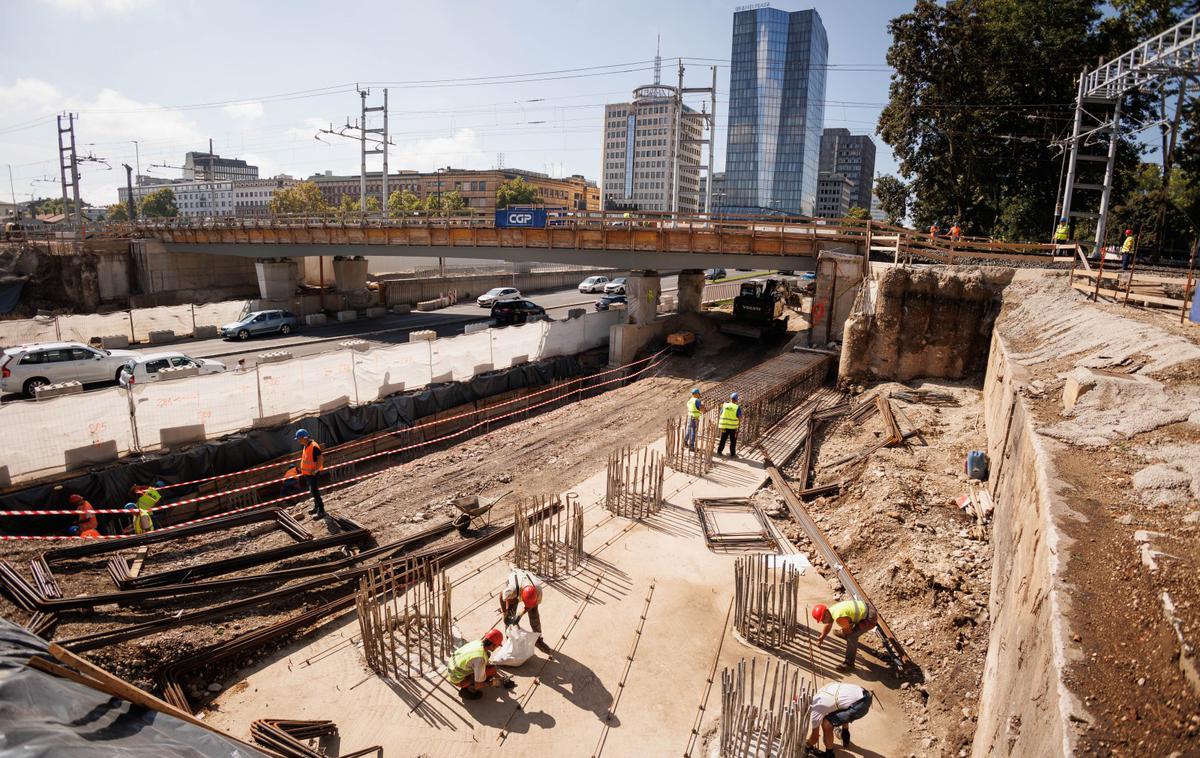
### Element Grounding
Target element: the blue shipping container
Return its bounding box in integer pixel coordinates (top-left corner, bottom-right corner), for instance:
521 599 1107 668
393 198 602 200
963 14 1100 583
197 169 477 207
495 208 547 228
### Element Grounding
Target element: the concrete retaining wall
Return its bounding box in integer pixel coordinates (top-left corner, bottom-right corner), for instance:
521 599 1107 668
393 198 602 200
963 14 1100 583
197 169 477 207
382 268 610 307
973 334 1079 757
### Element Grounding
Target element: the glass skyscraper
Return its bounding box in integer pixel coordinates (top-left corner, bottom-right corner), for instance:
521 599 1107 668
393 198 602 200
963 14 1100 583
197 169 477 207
722 7 828 216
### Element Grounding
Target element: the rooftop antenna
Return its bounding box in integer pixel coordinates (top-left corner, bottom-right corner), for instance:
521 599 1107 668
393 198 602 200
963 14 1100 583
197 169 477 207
654 34 662 85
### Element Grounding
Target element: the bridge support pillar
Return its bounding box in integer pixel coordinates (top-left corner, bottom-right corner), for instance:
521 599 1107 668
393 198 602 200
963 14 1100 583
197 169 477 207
255 259 296 301
677 269 705 313
332 256 369 293
625 270 661 326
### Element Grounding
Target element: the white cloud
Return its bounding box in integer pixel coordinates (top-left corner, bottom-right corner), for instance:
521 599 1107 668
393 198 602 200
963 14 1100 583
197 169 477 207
43 0 156 14
391 128 486 172
222 101 264 121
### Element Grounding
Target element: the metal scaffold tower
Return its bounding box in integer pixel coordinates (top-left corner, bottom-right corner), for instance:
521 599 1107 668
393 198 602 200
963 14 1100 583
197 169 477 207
1055 12 1200 253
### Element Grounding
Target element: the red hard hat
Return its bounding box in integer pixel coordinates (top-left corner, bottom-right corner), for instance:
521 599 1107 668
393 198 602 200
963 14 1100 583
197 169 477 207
812 604 829 622
68 494 84 504
521 585 539 608
483 628 503 647
1125 229 1133 235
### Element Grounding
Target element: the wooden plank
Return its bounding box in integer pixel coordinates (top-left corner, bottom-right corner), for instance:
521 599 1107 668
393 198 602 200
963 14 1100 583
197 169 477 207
127 546 149 579
1070 282 1187 308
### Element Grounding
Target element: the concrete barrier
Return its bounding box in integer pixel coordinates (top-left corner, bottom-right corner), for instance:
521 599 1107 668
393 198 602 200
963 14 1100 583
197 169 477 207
305 313 328 327
416 297 448 312
409 330 436 342
336 310 358 323
156 365 200 381
193 325 218 339
100 335 130 349
34 381 84 400
393 304 412 315
365 306 387 318
463 322 490 335
340 339 369 352
258 351 293 364
148 329 176 344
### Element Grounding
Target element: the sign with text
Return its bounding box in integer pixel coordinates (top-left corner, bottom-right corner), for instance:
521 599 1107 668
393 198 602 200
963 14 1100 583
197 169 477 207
495 208 547 228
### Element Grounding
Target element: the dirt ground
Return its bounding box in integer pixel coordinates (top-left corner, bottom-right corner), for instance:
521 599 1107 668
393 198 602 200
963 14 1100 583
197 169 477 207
754 379 992 757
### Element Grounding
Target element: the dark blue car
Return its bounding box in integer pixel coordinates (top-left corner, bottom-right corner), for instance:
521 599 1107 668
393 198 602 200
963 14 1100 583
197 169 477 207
595 294 627 311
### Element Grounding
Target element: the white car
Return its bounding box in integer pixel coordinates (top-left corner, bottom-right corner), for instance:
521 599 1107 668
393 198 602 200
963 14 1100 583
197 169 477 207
477 287 521 308
603 277 628 294
578 275 610 293
118 352 226 387
1 341 142 397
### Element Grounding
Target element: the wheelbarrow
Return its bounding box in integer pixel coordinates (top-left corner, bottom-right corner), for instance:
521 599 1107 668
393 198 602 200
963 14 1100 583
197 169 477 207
450 490 513 532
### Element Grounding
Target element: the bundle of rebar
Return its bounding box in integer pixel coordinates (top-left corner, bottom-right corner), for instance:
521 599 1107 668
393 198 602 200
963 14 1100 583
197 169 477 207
249 718 338 758
733 554 800 649
605 446 665 519
719 657 813 758
665 416 717 476
355 556 452 680
513 493 583 578
700 353 830 446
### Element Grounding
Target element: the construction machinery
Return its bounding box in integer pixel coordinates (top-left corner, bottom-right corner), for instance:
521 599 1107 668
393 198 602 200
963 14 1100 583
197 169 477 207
719 277 790 341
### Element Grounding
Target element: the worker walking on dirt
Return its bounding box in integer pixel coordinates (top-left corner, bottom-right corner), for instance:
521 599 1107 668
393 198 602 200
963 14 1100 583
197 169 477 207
1121 228 1136 270
685 388 703 449
949 222 962 242
448 628 517 700
928 221 940 242
806 681 874 756
67 494 97 536
500 568 552 652
294 429 325 518
813 599 878 670
716 392 742 458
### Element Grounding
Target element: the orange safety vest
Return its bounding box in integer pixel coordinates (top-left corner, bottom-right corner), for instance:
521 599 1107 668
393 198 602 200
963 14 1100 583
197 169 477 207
76 502 98 532
950 225 961 238
300 441 323 476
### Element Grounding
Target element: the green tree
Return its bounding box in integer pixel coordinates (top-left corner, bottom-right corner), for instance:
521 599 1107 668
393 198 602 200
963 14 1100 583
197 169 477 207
387 189 423 216
268 181 330 216
495 177 541 208
138 188 178 218
846 206 872 221
873 175 909 225
423 190 465 214
106 203 129 222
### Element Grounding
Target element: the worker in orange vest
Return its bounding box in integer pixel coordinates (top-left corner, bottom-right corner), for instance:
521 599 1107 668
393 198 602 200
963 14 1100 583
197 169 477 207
949 222 962 241
929 221 940 242
67 494 97 536
295 429 325 518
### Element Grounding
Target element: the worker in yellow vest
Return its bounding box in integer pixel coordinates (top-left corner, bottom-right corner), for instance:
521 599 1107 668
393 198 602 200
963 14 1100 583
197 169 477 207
130 482 162 535
716 392 742 458
448 628 515 700
295 429 325 518
813 598 879 670
1121 228 1136 271
1054 217 1070 243
684 388 703 449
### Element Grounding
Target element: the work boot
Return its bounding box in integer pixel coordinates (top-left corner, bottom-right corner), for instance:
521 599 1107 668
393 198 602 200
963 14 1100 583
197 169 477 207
841 725 850 747
459 688 482 700
501 678 517 690
535 638 553 653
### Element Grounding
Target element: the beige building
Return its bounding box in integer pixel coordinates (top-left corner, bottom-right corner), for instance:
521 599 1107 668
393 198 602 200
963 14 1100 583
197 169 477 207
309 168 599 213
234 176 297 218
601 85 704 214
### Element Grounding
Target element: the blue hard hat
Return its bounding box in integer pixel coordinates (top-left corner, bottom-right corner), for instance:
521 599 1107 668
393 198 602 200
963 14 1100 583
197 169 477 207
731 392 739 401
691 388 700 395
67 525 80 536
294 429 310 439
154 480 165 488
124 502 137 510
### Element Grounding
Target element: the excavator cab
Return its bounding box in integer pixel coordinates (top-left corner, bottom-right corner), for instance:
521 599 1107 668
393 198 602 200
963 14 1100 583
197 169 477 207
721 277 789 341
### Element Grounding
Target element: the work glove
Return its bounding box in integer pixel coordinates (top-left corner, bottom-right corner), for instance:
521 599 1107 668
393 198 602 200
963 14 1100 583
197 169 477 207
503 613 518 627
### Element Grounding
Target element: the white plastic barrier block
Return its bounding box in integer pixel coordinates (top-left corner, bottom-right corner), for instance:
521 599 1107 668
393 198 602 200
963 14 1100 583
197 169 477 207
365 306 387 318
156 365 200 381
100 334 130 349
340 339 369 352
416 299 445 312
337 310 358 322
258 351 293 364
409 330 436 342
305 313 328 326
463 322 490 335
148 329 176 344
34 381 84 400
193 325 218 339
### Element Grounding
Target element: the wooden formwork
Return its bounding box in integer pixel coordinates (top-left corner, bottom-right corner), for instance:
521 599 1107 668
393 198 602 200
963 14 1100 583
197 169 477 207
720 657 814 758
355 557 452 680
665 417 717 476
733 554 800 650
605 446 665 519
512 493 584 579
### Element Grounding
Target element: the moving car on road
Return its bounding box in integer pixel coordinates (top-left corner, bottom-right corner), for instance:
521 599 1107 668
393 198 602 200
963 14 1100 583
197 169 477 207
705 268 726 281
491 299 546 326
220 310 298 341
477 287 521 308
1 341 142 397
595 294 627 311
603 277 628 294
578 275 610 293
118 352 226 387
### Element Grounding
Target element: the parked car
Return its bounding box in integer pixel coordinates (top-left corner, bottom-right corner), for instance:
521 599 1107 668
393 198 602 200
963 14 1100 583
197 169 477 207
118 352 226 387
578 275 610 293
491 299 546 326
219 310 298 341
603 277 628 294
477 287 522 308
1 342 142 397
595 294 627 311
705 268 726 282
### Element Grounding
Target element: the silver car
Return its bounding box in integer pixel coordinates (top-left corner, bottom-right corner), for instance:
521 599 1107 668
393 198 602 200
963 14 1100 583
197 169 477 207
1 342 142 397
476 287 521 308
603 277 628 294
119 352 226 387
578 276 610 293
219 309 299 341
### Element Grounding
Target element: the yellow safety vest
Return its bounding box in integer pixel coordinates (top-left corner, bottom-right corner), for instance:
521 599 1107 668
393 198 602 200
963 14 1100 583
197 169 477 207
135 487 161 511
687 398 702 419
1121 236 1135 254
133 508 154 535
1054 224 1069 242
718 402 740 430
300 441 323 475
447 640 488 685
830 599 868 624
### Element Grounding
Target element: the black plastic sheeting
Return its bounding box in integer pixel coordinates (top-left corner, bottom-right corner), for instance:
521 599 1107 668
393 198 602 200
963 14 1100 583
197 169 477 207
0 618 265 757
0 355 584 535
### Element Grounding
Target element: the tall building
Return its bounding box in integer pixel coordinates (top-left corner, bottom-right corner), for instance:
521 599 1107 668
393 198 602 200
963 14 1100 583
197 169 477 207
234 175 298 218
818 128 876 212
814 172 853 218
722 7 828 216
699 171 726 210
309 168 599 213
600 85 704 213
120 178 235 218
183 152 259 182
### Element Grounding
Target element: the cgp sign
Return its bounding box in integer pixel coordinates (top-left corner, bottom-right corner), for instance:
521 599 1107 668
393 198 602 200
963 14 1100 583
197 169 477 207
495 208 547 228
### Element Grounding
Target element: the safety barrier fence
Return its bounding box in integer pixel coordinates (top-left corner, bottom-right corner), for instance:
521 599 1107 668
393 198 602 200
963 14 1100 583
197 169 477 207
0 301 251 348
0 310 622 487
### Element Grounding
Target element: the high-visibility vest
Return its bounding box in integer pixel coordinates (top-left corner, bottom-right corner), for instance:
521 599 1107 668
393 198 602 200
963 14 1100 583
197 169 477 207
1121 236 1135 254
1055 224 1069 242
76 502 97 532
830 599 868 624
80 528 100 539
447 640 488 685
950 226 961 237
718 402 740 430
135 487 161 512
687 397 702 419
133 508 154 535
300 441 323 475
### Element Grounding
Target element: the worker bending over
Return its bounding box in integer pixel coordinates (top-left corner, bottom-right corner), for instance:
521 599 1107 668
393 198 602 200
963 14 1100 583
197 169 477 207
130 482 163 535
716 392 742 458
813 598 878 670
294 429 325 518
500 568 552 652
684 388 702 449
806 681 874 756
67 494 97 537
448 629 516 700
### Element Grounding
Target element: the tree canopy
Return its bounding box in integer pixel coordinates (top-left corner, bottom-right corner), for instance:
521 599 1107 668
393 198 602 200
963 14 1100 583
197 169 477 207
873 175 910 225
387 189 422 216
846 206 872 221
424 190 465 214
138 188 178 218
495 177 541 208
268 181 329 216
105 203 129 222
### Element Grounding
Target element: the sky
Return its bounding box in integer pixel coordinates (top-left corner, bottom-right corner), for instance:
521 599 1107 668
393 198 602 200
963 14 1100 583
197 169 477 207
0 0 907 208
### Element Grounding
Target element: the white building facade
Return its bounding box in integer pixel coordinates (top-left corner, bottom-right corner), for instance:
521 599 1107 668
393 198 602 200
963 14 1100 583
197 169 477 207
234 176 297 218
601 85 703 214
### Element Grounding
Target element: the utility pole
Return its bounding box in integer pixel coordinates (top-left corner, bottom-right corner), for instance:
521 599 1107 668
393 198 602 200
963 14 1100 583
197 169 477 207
706 65 716 215
359 89 368 212
131 140 141 182
7 165 16 218
363 88 389 214
122 164 136 221
316 90 393 213
208 138 217 219
57 113 83 226
672 59 684 215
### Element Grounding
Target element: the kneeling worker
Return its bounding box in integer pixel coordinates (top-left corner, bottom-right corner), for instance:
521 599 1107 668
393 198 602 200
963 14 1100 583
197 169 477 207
807 681 873 756
67 494 97 537
813 598 878 670
448 628 515 700
500 568 552 652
